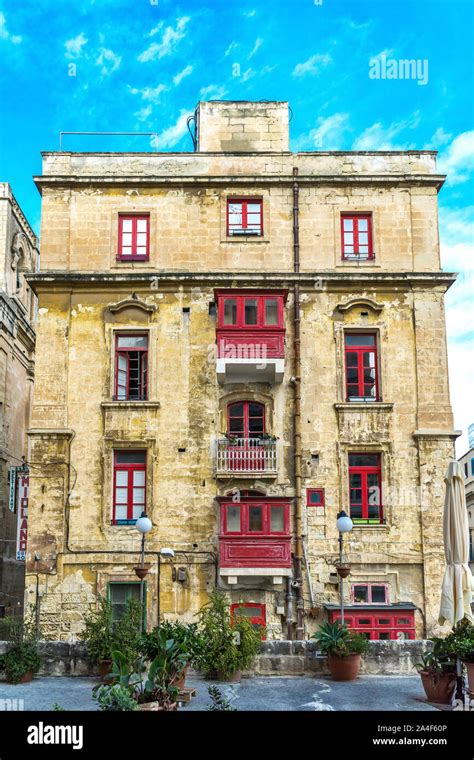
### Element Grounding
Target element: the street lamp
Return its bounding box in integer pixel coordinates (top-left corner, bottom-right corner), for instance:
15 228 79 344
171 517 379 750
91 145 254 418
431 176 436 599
134 512 152 632
336 510 353 625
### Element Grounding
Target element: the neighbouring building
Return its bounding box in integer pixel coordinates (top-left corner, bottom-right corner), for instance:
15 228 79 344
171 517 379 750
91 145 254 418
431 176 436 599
25 100 459 641
0 182 38 618
458 446 474 573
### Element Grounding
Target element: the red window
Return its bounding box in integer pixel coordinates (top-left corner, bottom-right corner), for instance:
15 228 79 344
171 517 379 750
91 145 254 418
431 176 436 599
112 450 146 524
231 603 266 635
344 333 379 401
348 453 383 524
227 401 265 439
352 583 389 604
341 214 373 260
218 294 284 329
115 334 148 401
227 199 263 236
118 215 150 260
307 488 325 507
222 500 289 536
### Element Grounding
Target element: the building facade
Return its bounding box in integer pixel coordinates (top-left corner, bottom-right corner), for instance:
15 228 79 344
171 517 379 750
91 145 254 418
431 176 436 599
0 182 38 617
25 101 459 641
458 446 474 573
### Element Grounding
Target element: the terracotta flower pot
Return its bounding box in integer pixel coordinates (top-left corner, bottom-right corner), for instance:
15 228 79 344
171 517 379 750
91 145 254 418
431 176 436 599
175 665 189 691
137 701 178 712
217 669 241 683
9 671 33 684
463 662 474 695
419 671 456 704
327 653 361 681
98 659 112 680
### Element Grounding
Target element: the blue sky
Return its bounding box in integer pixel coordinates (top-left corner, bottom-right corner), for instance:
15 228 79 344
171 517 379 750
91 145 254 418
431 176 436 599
0 0 473 451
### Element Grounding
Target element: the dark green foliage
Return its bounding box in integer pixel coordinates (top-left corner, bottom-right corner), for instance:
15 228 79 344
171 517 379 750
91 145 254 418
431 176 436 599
195 590 263 678
312 620 369 657
0 613 41 683
207 685 237 711
82 596 142 666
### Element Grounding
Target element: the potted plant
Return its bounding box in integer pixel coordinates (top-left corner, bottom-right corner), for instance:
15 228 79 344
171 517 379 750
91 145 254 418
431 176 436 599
93 683 139 711
103 647 184 711
195 590 262 682
415 642 457 704
0 614 41 684
442 619 474 694
82 596 142 678
141 620 204 689
312 620 369 681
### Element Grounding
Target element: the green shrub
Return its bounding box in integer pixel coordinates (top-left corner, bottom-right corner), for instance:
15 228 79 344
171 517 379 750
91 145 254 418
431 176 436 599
0 614 41 683
312 620 369 658
207 685 237 711
93 683 138 711
82 596 142 666
195 590 262 678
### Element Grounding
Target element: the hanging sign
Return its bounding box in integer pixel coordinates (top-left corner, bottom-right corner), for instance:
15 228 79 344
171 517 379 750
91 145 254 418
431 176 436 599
15 473 29 561
8 467 16 512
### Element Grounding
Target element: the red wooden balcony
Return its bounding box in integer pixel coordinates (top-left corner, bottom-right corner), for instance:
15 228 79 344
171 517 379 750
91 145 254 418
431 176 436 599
215 290 286 384
217 497 292 583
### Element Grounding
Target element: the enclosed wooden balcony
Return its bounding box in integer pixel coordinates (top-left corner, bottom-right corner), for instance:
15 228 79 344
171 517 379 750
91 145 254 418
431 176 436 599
217 497 292 584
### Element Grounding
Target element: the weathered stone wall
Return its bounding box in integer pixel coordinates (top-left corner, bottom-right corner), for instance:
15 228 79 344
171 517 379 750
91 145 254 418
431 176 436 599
0 184 37 613
0 639 431 678
25 101 457 641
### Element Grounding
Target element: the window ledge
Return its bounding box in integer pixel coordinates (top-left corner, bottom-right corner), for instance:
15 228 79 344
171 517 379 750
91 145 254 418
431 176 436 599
221 236 269 244
334 402 394 410
351 524 390 530
336 261 381 267
101 401 160 409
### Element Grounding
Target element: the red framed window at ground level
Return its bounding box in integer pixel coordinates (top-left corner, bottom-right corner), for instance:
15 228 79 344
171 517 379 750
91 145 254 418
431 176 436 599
344 333 379 401
230 603 266 636
352 583 389 605
329 609 415 640
227 199 263 236
115 334 148 401
341 214 373 260
112 450 146 525
118 214 150 260
348 453 383 524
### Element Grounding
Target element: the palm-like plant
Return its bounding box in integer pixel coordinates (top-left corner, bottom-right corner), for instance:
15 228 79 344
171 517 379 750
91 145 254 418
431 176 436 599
313 620 369 657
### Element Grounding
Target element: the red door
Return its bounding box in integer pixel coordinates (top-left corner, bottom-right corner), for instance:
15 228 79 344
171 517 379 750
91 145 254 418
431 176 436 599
227 402 265 471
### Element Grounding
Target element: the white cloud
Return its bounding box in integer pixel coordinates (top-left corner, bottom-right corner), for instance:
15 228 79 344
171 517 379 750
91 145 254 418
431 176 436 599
154 110 190 149
139 16 189 62
292 53 331 78
225 41 238 57
437 130 474 185
134 105 153 123
129 84 167 103
352 112 420 150
293 113 350 151
96 47 121 76
0 11 22 44
173 65 193 86
200 84 227 100
424 127 452 149
64 33 88 59
244 9 256 17
248 37 263 59
242 68 255 82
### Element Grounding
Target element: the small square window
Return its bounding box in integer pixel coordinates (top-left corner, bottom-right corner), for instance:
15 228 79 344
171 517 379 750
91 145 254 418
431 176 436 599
307 488 325 507
341 214 373 260
227 199 263 236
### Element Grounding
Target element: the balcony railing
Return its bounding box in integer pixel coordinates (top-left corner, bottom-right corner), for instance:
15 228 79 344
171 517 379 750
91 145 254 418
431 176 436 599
216 438 277 475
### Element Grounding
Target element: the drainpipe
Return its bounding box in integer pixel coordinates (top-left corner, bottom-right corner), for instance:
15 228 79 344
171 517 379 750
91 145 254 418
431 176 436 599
286 577 295 640
292 166 305 639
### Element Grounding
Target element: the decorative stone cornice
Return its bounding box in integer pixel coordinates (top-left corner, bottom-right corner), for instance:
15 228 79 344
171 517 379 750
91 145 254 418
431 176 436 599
106 295 157 315
335 296 384 314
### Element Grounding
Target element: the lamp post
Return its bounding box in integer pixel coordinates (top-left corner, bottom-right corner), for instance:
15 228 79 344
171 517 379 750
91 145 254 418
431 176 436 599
134 512 152 632
336 510 353 625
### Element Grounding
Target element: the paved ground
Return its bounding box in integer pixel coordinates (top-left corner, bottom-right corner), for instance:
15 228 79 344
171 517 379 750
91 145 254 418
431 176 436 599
0 674 438 712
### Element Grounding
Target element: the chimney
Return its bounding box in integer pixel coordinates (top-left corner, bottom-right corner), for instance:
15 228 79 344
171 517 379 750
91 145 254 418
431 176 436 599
196 100 289 153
